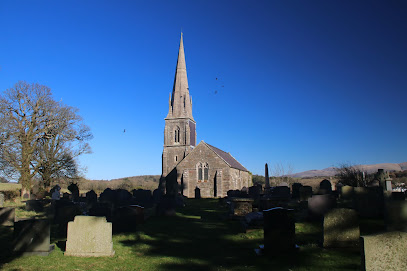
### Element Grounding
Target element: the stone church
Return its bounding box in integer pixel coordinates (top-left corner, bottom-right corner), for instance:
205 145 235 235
161 34 251 198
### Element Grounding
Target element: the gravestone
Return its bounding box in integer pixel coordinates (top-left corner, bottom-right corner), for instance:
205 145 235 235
133 189 153 207
291 183 303 199
65 216 115 257
353 187 384 218
0 192 4 207
248 185 261 199
13 219 54 256
86 190 97 204
385 180 392 192
341 186 354 199
361 232 407 271
385 201 407 232
114 205 144 232
263 207 295 253
88 202 113 222
319 179 332 194
152 189 163 203
323 208 359 248
308 194 336 218
116 189 133 206
25 200 44 212
299 186 313 202
231 198 254 216
54 201 82 235
0 207 15 226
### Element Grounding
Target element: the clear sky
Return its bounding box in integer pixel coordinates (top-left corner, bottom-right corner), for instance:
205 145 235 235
1 1 406 180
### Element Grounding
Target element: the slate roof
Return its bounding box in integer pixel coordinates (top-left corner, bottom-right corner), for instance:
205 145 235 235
205 142 249 172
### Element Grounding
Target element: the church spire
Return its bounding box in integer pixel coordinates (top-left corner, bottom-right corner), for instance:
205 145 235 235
166 33 194 121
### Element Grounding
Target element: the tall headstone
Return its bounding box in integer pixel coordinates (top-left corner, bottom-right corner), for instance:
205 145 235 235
263 207 295 253
385 180 392 192
291 183 303 199
323 208 359 248
65 216 115 257
13 219 54 256
265 163 270 189
299 186 313 202
361 232 407 271
230 198 254 216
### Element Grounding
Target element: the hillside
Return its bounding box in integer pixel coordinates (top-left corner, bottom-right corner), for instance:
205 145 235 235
289 162 407 178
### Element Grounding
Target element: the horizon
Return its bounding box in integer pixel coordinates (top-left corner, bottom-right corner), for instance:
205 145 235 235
1 1 406 181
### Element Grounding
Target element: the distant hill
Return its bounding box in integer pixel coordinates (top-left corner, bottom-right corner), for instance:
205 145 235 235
289 162 407 178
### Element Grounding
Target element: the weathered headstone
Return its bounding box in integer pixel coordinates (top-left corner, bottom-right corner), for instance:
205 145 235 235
13 219 54 256
114 205 144 232
291 183 303 199
116 189 133 206
319 179 332 194
133 189 153 207
0 192 4 207
341 185 354 199
88 202 113 222
323 208 359 248
231 198 254 216
385 201 407 232
265 163 270 189
65 216 115 257
263 207 295 253
0 207 15 226
308 194 336 217
25 200 44 212
299 186 313 202
361 232 407 271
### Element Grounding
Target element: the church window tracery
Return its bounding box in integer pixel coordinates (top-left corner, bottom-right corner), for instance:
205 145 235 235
174 126 180 143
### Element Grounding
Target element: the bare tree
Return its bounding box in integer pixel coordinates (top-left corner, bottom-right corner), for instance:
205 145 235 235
335 163 372 187
270 162 294 186
0 81 92 190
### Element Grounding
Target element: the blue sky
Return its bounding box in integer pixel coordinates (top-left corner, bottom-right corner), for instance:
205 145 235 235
1 1 406 180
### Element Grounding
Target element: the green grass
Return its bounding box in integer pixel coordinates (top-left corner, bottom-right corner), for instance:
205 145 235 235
0 199 361 271
0 183 22 191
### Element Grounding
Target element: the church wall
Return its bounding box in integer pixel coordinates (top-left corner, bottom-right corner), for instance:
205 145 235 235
175 143 251 198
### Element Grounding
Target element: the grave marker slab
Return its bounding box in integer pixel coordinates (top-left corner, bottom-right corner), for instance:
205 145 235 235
231 198 254 216
13 219 54 256
323 208 359 248
65 216 115 257
263 207 295 253
361 232 407 271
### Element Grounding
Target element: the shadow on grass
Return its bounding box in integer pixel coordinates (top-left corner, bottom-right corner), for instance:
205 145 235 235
119 199 361 271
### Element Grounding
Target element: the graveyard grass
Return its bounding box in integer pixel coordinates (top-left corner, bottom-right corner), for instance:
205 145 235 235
0 199 361 271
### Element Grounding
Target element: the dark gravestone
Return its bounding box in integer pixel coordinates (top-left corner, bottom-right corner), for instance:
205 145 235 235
299 186 313 202
25 200 44 212
88 202 113 222
55 201 82 236
13 219 54 256
323 208 360 248
291 183 303 199
156 195 177 216
99 188 116 204
308 194 336 218
114 205 144 232
353 187 384 218
116 189 133 206
153 189 162 204
319 179 332 194
195 187 201 199
231 198 254 216
86 190 97 204
0 207 15 226
248 186 261 199
263 207 295 253
0 192 4 207
385 201 407 232
133 189 153 207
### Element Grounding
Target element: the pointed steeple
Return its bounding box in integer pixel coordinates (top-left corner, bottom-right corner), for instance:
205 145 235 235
166 33 194 121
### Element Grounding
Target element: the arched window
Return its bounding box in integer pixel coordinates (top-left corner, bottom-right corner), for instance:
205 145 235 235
203 163 209 181
174 126 180 143
197 163 203 181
